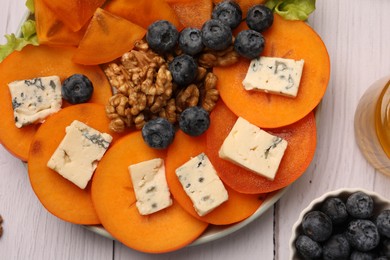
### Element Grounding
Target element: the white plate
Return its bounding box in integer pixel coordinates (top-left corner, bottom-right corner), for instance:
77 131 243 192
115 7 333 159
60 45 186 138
84 187 289 246
16 11 319 250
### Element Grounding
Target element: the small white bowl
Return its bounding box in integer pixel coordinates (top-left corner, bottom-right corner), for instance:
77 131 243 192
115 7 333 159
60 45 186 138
289 188 390 259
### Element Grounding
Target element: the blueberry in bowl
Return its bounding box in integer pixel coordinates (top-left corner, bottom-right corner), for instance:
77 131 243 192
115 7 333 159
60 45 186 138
211 0 242 29
201 19 232 51
290 188 390 259
168 54 198 86
178 28 204 56
146 20 179 54
61 74 93 104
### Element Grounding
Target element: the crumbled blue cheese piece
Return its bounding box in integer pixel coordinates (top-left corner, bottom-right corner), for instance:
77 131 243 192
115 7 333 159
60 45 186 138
128 158 172 215
242 57 304 98
176 153 228 216
47 120 113 189
219 117 288 180
7 76 62 128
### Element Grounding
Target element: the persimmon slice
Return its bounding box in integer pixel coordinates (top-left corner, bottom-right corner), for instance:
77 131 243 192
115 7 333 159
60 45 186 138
206 101 317 194
34 0 85 46
42 0 105 32
104 0 183 30
166 0 213 29
165 130 265 225
72 8 146 65
28 103 124 225
91 131 208 253
0 45 113 161
214 14 330 128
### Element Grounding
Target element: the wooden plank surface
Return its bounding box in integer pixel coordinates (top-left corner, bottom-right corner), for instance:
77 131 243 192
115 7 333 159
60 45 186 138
1 1 390 259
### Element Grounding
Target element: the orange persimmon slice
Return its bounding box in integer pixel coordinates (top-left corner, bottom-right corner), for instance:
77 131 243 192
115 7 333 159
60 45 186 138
72 8 146 65
28 103 124 225
34 0 85 46
104 0 183 30
0 45 113 161
214 14 330 128
165 130 265 225
206 100 317 194
166 0 213 29
42 0 105 32
91 131 208 253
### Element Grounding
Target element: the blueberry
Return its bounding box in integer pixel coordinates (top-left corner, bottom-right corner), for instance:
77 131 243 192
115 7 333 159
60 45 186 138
379 239 390 257
302 211 333 242
169 54 198 86
322 234 351 260
346 219 380 252
295 235 322 259
246 4 274 33
350 251 377 260
146 20 179 54
179 106 210 136
178 28 204 56
211 0 242 29
321 197 349 225
61 74 93 104
377 210 390 238
201 19 232 51
141 118 175 149
346 192 374 219
234 29 265 59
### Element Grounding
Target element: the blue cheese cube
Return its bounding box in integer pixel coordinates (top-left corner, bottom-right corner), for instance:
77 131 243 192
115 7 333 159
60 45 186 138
176 153 228 216
242 57 304 98
219 117 288 180
47 120 113 189
129 158 172 215
8 76 62 128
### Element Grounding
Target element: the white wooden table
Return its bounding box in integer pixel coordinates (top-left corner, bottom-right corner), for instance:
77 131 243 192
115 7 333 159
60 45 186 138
1 0 390 259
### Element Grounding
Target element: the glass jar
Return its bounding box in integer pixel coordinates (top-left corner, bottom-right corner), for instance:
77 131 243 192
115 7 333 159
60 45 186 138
354 75 390 176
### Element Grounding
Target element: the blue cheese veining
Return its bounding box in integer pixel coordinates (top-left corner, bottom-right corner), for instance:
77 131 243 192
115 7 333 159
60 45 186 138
219 117 288 180
7 76 62 128
128 158 172 215
47 120 113 189
175 153 228 216
242 57 304 98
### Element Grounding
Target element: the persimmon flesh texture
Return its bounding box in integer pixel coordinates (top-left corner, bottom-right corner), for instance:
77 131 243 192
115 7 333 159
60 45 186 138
0 45 112 161
91 131 208 253
165 130 266 225
206 101 317 194
72 8 146 65
215 14 330 128
28 104 124 225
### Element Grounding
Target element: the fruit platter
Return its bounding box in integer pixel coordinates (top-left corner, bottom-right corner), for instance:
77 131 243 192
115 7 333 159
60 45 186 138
0 0 329 254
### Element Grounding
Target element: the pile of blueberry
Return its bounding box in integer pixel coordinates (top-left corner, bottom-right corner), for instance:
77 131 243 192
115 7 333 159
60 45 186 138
142 1 274 149
295 191 390 259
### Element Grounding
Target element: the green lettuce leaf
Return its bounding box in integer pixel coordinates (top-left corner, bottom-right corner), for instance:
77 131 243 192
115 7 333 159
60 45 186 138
26 0 35 14
0 20 39 62
265 0 316 21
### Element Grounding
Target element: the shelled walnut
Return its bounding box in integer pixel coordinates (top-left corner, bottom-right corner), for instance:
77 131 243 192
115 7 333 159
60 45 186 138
104 40 174 132
104 39 221 133
198 45 240 68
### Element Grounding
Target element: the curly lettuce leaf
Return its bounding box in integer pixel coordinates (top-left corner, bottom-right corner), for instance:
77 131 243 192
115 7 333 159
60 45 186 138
0 20 39 62
265 0 316 21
